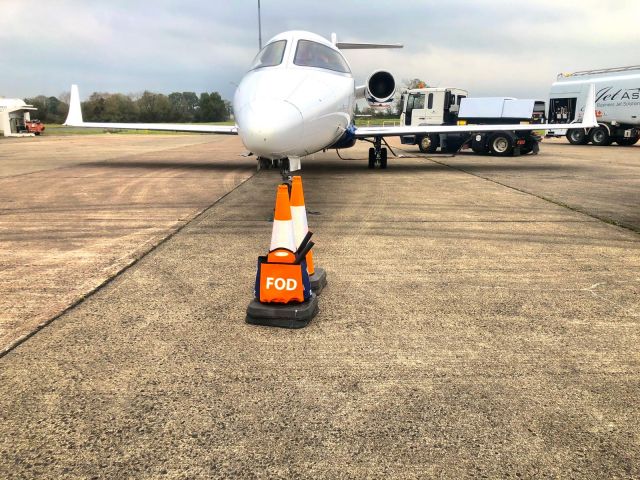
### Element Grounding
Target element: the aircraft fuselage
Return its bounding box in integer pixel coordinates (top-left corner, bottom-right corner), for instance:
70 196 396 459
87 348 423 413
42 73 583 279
233 31 355 160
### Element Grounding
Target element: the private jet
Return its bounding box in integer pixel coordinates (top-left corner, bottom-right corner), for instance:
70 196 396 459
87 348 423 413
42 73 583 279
64 30 597 177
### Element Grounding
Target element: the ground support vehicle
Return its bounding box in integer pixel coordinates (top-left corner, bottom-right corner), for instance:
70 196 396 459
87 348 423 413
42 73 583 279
548 65 640 146
23 120 45 135
399 87 545 156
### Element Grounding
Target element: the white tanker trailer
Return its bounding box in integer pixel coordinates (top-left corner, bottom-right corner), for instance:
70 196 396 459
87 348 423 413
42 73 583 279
548 65 640 146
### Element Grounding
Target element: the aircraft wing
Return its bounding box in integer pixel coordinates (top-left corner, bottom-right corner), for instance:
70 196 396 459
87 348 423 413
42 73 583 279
355 84 598 138
330 32 403 49
63 85 238 135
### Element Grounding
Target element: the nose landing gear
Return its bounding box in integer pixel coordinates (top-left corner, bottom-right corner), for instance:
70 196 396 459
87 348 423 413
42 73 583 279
257 157 292 182
367 137 388 169
257 157 272 171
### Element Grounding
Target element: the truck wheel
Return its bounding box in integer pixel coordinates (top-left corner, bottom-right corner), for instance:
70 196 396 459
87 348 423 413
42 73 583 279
444 139 463 153
380 148 388 169
488 132 514 156
519 136 539 155
418 134 438 153
615 136 639 146
566 128 588 145
589 126 612 146
471 136 488 154
368 148 376 169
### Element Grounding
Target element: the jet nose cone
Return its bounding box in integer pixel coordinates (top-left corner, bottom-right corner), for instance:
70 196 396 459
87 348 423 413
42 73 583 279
240 100 303 156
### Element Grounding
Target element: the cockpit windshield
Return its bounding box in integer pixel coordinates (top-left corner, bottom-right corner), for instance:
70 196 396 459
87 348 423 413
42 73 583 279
293 40 351 74
250 40 287 70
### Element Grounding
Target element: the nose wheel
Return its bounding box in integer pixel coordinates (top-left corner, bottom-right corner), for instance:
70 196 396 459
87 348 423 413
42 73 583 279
279 158 291 182
257 157 291 182
368 137 388 169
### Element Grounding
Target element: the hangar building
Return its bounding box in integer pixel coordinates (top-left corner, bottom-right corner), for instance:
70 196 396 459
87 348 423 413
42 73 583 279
0 98 38 137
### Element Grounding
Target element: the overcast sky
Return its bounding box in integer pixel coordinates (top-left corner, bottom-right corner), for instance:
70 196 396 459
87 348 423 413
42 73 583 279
1 0 638 102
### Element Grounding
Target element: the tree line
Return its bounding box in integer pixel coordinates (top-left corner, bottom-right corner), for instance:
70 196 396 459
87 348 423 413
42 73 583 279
24 91 231 124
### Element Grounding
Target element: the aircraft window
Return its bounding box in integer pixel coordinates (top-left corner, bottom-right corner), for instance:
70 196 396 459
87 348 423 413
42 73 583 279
294 40 351 73
250 40 287 70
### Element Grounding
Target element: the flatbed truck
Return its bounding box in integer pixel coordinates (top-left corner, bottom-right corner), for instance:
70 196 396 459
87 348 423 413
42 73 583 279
399 87 545 156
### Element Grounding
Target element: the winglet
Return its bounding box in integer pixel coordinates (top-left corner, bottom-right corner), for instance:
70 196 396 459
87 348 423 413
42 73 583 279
581 83 598 127
64 84 83 126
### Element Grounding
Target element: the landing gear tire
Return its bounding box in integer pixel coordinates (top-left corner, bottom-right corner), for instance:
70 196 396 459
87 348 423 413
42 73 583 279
589 126 612 146
488 132 514 156
615 135 639 146
418 134 438 153
566 128 588 145
368 137 388 169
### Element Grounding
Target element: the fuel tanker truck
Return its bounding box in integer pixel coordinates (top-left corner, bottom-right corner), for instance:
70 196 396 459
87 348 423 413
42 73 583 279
548 65 640 146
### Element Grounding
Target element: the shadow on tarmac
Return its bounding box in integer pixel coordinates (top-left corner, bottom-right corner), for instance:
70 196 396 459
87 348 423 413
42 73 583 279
80 158 581 176
300 161 578 174
81 160 254 171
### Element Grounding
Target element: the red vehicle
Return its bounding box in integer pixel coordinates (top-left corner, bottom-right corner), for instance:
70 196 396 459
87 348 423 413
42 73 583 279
24 119 45 135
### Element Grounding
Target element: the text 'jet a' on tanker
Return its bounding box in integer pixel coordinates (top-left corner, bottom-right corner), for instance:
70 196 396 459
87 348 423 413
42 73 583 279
64 30 599 178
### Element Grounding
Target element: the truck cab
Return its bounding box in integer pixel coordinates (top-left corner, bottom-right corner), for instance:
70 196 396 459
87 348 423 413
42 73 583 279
400 87 468 126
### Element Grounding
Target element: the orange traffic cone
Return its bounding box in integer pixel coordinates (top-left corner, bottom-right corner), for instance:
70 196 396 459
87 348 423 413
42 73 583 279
290 176 327 294
246 182 319 328
290 176 315 274
270 184 296 256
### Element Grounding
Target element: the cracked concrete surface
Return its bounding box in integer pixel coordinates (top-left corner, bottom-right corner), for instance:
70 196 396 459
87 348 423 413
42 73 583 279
0 136 638 478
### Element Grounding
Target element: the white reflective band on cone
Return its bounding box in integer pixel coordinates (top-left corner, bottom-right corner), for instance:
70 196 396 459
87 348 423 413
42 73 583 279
291 205 309 247
270 219 296 252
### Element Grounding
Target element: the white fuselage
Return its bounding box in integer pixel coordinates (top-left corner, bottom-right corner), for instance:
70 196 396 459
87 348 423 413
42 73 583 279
233 31 355 160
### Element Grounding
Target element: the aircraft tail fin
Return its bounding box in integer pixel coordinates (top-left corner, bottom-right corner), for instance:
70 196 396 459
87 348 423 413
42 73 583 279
331 32 402 49
64 84 83 126
582 83 598 127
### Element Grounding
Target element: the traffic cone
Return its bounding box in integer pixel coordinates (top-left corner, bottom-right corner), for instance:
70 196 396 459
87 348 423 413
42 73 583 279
246 182 318 328
290 176 327 294
270 184 297 255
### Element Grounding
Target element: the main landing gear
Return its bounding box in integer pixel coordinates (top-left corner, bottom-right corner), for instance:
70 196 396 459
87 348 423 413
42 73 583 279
367 137 388 169
257 157 291 182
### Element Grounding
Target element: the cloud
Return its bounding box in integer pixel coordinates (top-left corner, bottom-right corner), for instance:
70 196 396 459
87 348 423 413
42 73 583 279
0 0 638 102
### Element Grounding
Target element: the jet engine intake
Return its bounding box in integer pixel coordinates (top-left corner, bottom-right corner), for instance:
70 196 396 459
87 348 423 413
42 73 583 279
365 70 396 107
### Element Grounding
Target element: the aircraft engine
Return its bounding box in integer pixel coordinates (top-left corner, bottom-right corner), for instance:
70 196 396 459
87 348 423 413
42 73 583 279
364 70 396 107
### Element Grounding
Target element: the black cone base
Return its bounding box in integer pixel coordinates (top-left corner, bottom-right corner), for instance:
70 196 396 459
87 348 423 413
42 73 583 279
246 293 318 329
309 267 327 295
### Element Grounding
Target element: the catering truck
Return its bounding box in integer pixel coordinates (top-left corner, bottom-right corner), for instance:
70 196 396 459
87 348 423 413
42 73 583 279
548 65 640 146
399 87 546 156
